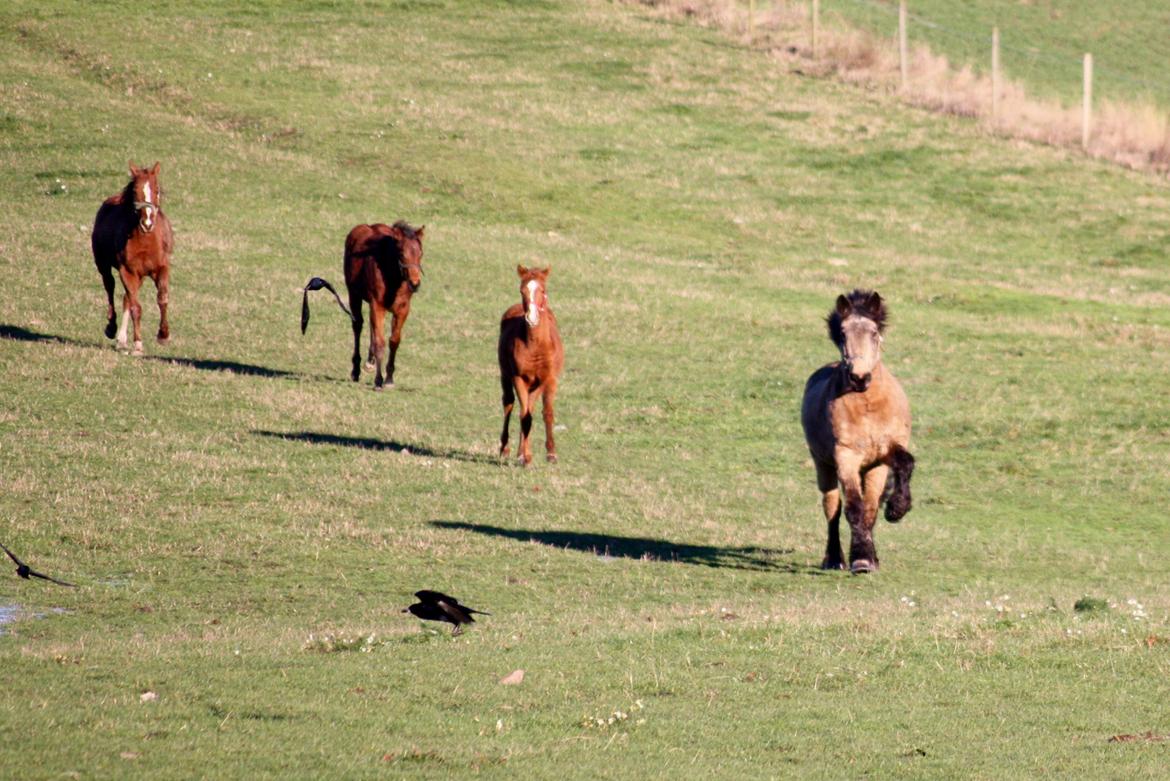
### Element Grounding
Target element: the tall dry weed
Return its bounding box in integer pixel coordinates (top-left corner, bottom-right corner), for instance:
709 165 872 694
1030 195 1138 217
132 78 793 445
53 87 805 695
633 0 1170 174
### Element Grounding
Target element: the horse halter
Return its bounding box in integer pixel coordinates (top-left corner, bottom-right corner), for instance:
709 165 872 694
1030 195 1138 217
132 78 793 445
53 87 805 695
133 197 158 233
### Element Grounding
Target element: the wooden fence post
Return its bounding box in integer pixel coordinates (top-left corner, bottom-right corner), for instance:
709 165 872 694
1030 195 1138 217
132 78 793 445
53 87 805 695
811 0 820 58
898 1 909 90
1082 53 1093 150
991 26 1000 123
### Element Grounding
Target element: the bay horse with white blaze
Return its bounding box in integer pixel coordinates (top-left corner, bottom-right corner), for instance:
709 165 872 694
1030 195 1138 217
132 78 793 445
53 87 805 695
301 221 425 389
92 161 173 355
801 290 915 574
499 265 564 466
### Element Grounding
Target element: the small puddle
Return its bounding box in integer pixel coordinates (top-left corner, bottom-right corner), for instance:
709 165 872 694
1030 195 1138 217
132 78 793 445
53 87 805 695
0 604 19 636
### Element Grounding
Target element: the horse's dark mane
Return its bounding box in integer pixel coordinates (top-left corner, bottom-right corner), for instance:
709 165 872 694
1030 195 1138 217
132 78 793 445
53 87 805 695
393 220 421 241
119 177 138 211
826 289 887 348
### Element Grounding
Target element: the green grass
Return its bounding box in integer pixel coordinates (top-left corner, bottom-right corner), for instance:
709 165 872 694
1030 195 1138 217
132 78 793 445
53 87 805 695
2 0 1170 777
830 0 1170 107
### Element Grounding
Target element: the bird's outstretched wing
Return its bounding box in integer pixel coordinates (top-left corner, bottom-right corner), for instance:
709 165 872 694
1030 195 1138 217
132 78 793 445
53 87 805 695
28 569 75 588
0 542 23 568
415 590 491 617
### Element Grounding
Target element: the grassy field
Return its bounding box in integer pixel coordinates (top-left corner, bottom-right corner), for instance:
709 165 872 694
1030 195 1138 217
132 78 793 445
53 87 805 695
830 0 1170 107
2 0 1170 777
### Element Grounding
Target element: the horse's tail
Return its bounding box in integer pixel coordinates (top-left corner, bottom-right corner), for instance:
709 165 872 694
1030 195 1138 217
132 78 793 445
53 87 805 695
301 277 354 334
883 445 915 522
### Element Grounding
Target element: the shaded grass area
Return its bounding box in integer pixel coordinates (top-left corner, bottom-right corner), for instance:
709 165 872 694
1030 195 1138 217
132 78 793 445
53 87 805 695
1 0 1170 777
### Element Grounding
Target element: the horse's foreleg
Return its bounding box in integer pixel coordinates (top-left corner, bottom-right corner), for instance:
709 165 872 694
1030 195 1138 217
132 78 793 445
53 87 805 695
836 450 876 574
513 378 533 466
499 376 515 457
542 379 558 463
815 461 844 570
99 264 117 339
369 304 387 390
349 295 364 382
385 304 409 387
116 269 143 354
155 267 170 344
862 463 889 537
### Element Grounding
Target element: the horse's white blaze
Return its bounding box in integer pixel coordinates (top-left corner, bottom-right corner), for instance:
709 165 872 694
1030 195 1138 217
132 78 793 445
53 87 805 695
140 182 155 229
525 279 540 326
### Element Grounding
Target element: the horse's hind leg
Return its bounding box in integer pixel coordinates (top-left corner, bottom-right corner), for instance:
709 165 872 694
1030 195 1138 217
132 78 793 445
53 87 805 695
155 266 170 344
499 376 515 457
349 295 364 382
816 461 844 570
99 263 117 339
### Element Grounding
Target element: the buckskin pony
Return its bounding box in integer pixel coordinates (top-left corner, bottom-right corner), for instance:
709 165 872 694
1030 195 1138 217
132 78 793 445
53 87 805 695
498 265 564 466
91 161 173 355
800 290 915 574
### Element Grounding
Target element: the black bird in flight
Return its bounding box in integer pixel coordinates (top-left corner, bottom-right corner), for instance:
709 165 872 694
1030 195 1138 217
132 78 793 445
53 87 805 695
403 590 489 635
301 277 353 333
1 542 76 587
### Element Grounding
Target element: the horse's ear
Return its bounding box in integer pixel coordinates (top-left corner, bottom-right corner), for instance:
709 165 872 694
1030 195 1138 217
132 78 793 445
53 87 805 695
835 294 852 317
517 264 528 277
539 264 551 279
150 161 161 175
387 225 404 241
866 291 883 310
128 160 139 176
415 225 425 240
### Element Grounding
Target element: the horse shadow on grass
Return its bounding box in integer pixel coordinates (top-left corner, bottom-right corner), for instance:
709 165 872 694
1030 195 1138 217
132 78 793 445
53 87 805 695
253 430 499 465
1 323 324 381
430 521 820 574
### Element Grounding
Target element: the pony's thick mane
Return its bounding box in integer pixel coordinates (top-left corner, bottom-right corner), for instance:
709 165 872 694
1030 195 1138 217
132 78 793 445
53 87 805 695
826 289 888 348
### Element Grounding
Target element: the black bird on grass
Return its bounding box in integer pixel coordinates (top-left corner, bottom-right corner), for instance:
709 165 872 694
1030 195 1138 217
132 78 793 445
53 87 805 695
1 542 75 587
403 590 489 635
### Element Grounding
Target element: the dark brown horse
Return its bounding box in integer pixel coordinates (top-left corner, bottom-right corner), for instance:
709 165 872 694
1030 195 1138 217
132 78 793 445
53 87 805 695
499 265 564 466
801 290 914 574
91 161 173 355
301 221 425 389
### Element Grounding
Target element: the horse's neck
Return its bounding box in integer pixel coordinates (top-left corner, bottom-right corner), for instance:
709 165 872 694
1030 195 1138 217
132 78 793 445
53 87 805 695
525 316 556 344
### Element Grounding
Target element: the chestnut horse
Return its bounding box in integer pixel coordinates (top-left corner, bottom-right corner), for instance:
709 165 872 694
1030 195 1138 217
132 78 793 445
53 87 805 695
91 161 173 355
801 290 915 574
301 221 425 389
499 265 564 465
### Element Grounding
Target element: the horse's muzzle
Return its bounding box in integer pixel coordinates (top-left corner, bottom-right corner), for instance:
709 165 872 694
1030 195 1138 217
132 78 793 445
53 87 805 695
848 373 871 393
408 280 420 293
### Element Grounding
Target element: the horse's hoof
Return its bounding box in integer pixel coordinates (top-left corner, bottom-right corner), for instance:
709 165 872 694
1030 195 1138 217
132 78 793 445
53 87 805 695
364 361 375 372
156 336 170 346
518 456 532 468
372 384 383 392
821 559 846 571
104 323 117 339
131 345 144 357
850 559 876 575
546 453 558 464
499 446 510 458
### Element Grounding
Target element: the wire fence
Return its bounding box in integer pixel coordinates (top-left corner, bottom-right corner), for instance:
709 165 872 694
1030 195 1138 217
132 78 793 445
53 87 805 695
824 0 1170 109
